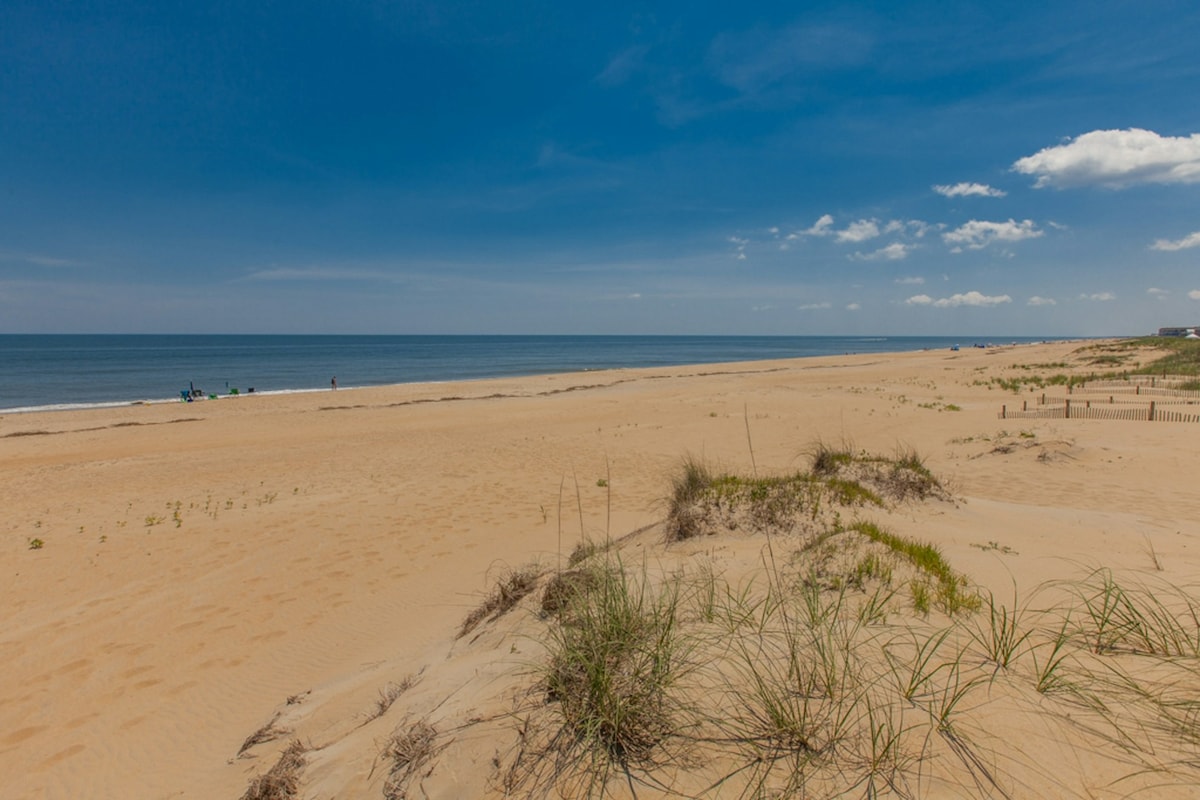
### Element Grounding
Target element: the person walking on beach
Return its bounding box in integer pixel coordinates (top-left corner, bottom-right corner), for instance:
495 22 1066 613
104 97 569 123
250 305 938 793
331 376 337 390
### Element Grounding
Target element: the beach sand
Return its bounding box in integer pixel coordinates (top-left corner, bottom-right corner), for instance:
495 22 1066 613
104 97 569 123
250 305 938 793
3 340 1199 798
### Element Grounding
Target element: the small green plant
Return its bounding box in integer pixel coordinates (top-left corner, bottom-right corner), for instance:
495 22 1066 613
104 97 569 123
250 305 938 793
971 588 1031 672
910 580 931 615
595 478 608 488
145 515 163 527
28 537 44 550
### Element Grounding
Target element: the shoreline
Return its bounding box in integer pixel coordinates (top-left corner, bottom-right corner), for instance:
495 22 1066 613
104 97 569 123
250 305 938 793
4 337 1196 798
0 336 1082 417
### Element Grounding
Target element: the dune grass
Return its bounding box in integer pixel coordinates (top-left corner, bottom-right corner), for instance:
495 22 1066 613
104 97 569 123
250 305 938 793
494 454 1200 797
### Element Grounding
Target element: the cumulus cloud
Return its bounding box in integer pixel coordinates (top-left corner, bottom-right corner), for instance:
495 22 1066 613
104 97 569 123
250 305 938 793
852 243 912 261
943 219 1042 250
1080 292 1116 301
792 214 834 238
1151 231 1200 251
895 276 925 285
1027 296 1057 306
836 219 881 243
933 182 1006 198
1189 290 1200 301
1014 128 1200 189
845 302 861 311
907 291 1012 308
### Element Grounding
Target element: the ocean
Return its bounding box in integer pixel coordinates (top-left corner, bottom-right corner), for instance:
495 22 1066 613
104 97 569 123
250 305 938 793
0 334 1058 413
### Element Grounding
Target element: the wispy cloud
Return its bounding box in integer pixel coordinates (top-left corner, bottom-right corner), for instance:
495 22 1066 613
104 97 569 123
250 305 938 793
1147 287 1169 296
943 219 1042 250
895 276 925 285
797 301 832 310
707 22 873 95
242 267 393 282
595 45 649 87
1188 290 1200 301
729 236 749 260
1080 292 1116 301
0 251 86 268
1014 128 1200 189
1151 231 1200 251
906 291 1012 308
845 302 861 311
852 243 912 261
796 214 834 238
933 182 1006 198
1027 296 1057 306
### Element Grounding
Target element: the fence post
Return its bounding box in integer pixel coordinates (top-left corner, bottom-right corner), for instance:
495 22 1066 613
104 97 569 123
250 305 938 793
1023 400 1027 411
1136 385 1141 395
1001 404 1006 419
1065 399 1071 419
1149 401 1155 422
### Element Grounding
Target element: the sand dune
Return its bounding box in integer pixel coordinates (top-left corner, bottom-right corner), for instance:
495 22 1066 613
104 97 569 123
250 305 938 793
3 339 1199 798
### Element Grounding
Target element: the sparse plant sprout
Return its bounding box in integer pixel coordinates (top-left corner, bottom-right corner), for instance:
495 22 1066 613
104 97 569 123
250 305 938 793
239 739 305 800
28 537 44 550
595 478 607 488
458 563 542 639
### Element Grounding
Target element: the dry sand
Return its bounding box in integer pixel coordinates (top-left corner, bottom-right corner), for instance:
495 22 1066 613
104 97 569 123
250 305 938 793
2 339 1199 798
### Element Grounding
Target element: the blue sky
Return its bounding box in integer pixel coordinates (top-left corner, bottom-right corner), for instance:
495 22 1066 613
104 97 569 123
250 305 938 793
2 1 1199 335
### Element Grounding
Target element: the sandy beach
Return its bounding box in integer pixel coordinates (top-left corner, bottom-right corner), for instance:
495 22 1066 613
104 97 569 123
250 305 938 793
3 339 1199 799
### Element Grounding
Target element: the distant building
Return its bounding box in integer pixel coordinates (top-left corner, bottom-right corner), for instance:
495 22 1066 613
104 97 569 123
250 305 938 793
1158 326 1200 337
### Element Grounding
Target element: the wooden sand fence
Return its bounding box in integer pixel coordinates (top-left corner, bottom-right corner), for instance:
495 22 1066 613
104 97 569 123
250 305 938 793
999 375 1200 422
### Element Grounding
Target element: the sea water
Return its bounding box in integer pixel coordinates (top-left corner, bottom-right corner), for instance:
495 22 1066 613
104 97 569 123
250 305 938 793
0 334 1057 413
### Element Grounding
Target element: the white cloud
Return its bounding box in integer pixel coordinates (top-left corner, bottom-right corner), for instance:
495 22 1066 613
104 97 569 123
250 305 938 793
799 214 834 237
845 303 861 311
1189 290 1200 301
1151 231 1200 251
1027 296 1057 306
1147 287 1169 296
798 302 832 310
1013 128 1200 189
943 219 1042 250
908 291 1012 308
852 242 912 261
895 276 925 285
836 219 881 243
729 235 749 260
1080 292 1116 301
933 182 1007 198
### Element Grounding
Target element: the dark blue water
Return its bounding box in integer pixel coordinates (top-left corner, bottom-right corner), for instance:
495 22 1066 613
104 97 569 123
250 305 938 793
0 334 1056 413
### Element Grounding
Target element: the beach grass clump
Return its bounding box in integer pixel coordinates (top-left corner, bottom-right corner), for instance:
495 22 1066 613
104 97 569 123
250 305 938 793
458 563 543 639
849 521 978 615
1064 567 1200 657
665 456 716 541
542 560 686 773
240 740 305 800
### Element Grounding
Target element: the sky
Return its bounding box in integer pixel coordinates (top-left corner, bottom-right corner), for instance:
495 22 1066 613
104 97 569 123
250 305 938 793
2 1 1199 336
